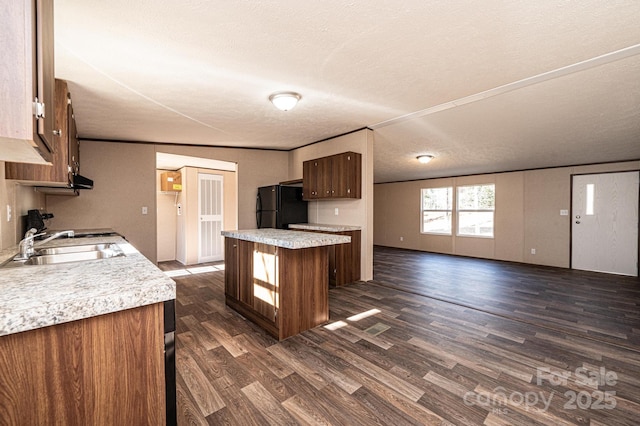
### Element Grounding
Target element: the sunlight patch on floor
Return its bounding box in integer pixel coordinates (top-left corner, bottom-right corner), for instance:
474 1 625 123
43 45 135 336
164 263 224 277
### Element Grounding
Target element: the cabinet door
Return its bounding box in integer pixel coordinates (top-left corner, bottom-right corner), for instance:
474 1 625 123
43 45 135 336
303 160 319 199
68 96 80 175
35 0 55 153
331 153 349 198
332 152 361 199
318 156 333 198
5 78 69 183
224 238 239 298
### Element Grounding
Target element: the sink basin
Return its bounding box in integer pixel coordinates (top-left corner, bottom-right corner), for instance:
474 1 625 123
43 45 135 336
2 243 125 268
36 243 119 255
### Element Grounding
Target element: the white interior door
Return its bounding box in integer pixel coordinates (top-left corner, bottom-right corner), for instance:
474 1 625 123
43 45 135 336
571 171 639 276
198 173 223 263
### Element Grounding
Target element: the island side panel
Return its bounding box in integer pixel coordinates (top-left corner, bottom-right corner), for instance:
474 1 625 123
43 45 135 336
224 238 239 299
278 245 329 340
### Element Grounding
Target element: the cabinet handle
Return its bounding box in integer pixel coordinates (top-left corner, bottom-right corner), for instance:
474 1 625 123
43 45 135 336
53 129 61 136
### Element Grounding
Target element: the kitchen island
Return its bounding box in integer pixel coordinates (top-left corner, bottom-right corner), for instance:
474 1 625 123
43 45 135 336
221 229 350 340
0 234 176 425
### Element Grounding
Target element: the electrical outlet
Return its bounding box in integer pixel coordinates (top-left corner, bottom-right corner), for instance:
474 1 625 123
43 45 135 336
334 208 339 216
400 236 404 241
531 248 536 255
6 205 11 222
142 206 148 215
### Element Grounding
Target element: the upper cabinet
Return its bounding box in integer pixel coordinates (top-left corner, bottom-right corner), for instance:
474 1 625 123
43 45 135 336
0 0 55 164
303 152 362 200
6 79 79 186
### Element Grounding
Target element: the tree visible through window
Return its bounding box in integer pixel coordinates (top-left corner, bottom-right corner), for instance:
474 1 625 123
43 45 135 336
457 184 495 237
421 187 453 234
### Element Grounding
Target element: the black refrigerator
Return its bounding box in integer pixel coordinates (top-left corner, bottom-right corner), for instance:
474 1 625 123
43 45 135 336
256 185 308 229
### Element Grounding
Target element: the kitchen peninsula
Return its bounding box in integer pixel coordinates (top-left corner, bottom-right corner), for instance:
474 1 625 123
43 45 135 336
221 229 350 340
0 234 176 425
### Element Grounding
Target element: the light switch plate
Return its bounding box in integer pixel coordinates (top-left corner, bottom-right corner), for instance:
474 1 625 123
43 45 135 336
142 206 148 215
334 208 339 216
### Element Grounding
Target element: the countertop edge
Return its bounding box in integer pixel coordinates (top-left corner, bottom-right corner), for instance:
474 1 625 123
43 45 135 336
221 229 350 249
289 223 362 232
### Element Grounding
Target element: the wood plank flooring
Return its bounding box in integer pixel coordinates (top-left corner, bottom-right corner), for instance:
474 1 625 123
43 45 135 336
159 247 640 425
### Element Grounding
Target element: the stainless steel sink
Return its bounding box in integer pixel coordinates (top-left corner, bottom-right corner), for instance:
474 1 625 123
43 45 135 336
36 243 119 255
2 243 125 268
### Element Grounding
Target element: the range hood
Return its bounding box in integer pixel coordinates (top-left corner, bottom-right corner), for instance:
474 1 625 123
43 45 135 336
35 174 94 195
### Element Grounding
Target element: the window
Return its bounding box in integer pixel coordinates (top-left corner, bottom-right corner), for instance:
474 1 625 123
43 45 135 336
421 187 453 234
457 184 495 237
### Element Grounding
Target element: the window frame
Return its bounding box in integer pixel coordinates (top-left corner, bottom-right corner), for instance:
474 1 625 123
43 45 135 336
456 184 495 238
420 186 453 235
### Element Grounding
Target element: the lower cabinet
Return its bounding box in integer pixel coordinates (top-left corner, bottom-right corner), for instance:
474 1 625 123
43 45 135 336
224 237 329 340
329 230 361 286
0 303 167 425
297 229 361 286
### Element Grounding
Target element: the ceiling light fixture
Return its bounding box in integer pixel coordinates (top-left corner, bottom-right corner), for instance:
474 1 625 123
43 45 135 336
269 91 301 111
417 155 434 164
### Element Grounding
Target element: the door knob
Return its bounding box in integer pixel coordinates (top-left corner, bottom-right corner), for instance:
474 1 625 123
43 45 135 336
575 221 581 224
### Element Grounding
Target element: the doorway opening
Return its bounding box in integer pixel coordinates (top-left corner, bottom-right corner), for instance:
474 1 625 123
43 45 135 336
156 152 237 265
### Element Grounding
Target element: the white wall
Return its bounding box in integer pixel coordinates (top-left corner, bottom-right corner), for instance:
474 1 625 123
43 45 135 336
289 129 375 281
375 160 640 268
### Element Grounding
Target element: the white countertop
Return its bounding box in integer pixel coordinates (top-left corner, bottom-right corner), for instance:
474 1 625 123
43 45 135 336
0 235 176 337
221 229 350 249
289 223 361 232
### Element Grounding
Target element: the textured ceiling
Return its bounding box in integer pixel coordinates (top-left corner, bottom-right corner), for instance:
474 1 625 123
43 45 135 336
54 1 640 183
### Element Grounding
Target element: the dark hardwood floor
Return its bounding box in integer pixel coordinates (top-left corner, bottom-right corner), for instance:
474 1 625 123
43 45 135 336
159 247 640 425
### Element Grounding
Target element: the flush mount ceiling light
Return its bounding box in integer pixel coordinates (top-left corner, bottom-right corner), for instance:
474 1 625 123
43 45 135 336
417 155 434 164
269 91 301 111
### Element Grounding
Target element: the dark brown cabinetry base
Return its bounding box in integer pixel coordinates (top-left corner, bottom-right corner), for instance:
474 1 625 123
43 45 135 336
297 229 361 286
0 303 167 425
224 238 329 340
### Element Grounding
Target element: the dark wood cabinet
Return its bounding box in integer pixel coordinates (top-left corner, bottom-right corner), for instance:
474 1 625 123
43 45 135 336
0 303 167 425
303 152 361 200
0 0 55 163
298 229 361 286
5 79 80 186
224 237 329 340
332 229 361 286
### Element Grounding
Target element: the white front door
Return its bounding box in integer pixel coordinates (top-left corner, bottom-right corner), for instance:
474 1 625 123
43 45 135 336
571 171 639 276
198 173 223 263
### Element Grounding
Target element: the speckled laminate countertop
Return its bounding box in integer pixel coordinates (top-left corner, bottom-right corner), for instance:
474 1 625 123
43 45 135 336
221 229 350 249
289 223 361 232
0 235 176 337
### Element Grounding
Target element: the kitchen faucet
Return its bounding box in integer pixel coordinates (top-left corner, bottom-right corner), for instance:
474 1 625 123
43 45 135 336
16 228 75 260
